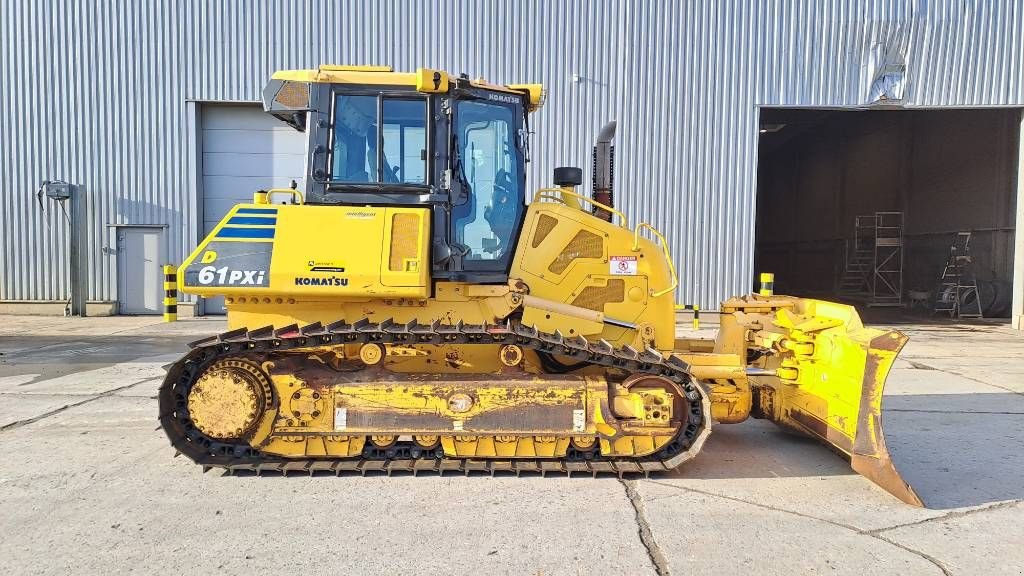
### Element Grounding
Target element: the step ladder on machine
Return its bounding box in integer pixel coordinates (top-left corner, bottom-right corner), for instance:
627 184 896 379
934 231 982 318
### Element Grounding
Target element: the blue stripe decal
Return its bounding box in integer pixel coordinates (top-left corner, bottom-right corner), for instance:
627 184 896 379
216 227 276 239
236 207 279 215
227 216 277 226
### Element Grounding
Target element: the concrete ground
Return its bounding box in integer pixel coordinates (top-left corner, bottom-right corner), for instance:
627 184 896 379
1 315 1022 575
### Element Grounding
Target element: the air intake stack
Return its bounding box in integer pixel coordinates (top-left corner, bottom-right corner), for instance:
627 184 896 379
592 121 616 222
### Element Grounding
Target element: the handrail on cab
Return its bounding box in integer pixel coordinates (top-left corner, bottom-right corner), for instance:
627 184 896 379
533 187 628 228
254 188 305 205
633 223 679 298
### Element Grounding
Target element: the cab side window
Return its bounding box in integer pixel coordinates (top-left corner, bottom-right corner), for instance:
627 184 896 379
331 95 426 184
382 100 426 184
331 95 377 182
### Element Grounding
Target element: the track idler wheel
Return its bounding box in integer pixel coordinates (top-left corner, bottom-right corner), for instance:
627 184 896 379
620 374 689 428
187 358 271 440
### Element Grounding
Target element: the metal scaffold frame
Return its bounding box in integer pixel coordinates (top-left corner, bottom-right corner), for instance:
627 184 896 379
870 212 904 307
839 211 904 307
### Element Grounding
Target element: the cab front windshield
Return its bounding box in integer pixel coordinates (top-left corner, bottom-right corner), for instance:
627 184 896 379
452 99 523 265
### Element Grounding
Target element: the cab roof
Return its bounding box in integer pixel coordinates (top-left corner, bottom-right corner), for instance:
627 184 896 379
271 65 544 111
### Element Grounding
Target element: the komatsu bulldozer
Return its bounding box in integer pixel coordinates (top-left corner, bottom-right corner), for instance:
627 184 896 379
160 65 921 505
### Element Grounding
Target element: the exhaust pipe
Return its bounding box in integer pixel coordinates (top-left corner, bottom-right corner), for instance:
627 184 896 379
592 121 616 222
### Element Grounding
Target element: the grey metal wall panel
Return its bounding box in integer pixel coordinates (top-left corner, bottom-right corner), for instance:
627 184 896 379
2 0 1022 309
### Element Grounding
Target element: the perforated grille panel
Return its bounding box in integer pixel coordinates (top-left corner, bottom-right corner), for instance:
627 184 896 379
389 213 420 271
532 214 558 248
274 81 310 108
572 279 625 311
548 230 603 274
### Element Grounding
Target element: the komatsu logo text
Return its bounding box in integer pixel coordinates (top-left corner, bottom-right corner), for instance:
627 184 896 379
295 276 349 287
197 266 266 286
487 93 520 104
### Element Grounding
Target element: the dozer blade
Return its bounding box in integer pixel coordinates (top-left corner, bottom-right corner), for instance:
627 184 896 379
735 297 923 506
847 331 923 506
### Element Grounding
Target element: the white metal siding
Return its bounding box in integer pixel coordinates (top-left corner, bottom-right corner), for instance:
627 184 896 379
2 0 1022 309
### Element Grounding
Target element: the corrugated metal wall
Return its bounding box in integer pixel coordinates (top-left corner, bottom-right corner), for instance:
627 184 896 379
2 0 1022 308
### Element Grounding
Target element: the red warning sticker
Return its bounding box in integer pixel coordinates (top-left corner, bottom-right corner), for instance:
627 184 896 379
610 255 638 275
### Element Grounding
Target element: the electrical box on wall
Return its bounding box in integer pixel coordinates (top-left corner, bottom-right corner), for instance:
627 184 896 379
43 181 73 201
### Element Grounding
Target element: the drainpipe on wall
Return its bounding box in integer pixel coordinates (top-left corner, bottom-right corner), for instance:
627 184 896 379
68 186 88 317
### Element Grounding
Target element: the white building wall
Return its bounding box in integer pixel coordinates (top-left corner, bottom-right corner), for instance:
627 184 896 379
1 0 1022 309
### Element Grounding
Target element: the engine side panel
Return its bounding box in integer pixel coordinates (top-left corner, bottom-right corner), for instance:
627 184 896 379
510 202 676 350
179 203 431 299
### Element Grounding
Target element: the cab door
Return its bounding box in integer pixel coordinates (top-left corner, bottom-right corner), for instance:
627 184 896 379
449 95 527 278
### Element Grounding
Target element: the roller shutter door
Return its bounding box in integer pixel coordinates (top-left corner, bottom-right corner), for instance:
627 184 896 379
200 104 306 314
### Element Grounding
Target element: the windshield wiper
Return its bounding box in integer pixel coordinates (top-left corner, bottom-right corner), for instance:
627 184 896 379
449 133 472 206
519 112 532 163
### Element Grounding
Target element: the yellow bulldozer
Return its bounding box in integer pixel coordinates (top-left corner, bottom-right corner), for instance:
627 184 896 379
160 65 920 505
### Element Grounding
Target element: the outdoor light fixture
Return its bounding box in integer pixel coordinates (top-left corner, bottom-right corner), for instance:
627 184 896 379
759 123 786 134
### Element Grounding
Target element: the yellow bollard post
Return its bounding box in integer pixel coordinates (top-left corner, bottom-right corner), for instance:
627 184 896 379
759 272 775 297
163 264 178 322
674 304 701 330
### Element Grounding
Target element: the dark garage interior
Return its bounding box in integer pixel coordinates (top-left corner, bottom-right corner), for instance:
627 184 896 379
755 107 1021 319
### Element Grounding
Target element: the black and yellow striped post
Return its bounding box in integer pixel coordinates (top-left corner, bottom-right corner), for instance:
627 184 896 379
674 304 701 330
759 272 775 297
163 264 178 322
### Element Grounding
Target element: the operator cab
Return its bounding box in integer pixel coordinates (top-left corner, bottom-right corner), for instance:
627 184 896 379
262 66 543 283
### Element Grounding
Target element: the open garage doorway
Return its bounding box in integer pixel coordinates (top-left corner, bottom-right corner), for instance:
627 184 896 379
754 108 1022 322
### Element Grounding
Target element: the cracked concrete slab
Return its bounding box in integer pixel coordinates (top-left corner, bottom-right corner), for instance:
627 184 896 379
621 479 670 576
0 394 654 576
0 355 177 395
878 502 1024 576
1 316 1022 574
884 366 1018 399
654 420 946 531
111 378 162 398
635 480 943 575
0 394 85 429
899 361 1024 395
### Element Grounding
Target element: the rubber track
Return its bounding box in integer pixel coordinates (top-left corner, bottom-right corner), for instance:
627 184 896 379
159 319 711 477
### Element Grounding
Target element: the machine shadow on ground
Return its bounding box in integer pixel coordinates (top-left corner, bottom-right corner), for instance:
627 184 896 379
884 392 1024 509
0 335 194 385
662 392 1024 510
